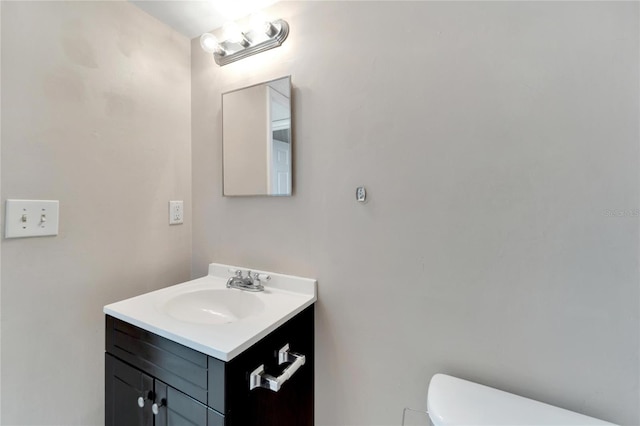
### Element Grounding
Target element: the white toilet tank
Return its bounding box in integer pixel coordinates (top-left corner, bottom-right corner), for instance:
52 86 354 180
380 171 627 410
427 374 616 426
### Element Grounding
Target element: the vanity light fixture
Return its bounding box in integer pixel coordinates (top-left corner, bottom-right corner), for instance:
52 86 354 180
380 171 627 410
200 15 289 66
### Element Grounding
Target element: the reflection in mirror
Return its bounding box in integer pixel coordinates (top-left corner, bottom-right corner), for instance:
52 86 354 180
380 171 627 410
222 76 292 196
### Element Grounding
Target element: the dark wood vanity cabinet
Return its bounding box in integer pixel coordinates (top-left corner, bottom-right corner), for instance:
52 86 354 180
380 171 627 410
105 305 314 426
105 354 220 426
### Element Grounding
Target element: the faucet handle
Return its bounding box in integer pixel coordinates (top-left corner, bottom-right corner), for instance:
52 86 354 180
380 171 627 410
228 268 244 278
252 273 271 284
257 273 271 282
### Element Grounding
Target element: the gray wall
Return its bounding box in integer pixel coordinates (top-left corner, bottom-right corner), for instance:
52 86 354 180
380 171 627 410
191 2 639 425
0 1 636 425
0 0 4 413
1 2 191 424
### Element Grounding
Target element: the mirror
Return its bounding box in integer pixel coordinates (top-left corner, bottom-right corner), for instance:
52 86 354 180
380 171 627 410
222 76 292 196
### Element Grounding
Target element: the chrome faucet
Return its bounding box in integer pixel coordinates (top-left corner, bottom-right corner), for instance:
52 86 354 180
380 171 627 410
226 269 270 292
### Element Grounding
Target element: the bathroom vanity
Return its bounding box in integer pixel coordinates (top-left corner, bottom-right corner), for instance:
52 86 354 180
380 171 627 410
104 264 316 426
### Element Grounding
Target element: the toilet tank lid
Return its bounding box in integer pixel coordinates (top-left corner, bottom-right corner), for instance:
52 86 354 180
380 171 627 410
427 374 616 426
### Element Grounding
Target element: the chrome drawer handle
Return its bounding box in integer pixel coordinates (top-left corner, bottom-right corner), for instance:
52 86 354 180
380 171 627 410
249 344 306 392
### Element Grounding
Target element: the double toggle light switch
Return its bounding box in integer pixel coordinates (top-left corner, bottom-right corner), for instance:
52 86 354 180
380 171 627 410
5 199 59 238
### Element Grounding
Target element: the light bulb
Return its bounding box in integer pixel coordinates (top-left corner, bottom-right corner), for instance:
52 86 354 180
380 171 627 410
200 33 222 54
249 12 277 37
222 22 245 44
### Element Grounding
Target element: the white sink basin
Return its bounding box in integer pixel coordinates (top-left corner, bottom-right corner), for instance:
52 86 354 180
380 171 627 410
103 263 317 361
160 289 265 325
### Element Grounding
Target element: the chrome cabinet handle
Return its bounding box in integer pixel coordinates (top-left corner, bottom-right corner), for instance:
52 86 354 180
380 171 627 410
152 398 166 415
249 344 306 392
137 391 153 408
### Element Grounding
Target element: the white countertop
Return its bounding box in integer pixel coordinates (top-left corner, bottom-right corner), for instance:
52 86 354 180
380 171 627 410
104 263 317 361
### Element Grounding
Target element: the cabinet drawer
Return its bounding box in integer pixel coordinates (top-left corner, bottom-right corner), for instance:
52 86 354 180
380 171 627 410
106 316 208 405
208 356 225 414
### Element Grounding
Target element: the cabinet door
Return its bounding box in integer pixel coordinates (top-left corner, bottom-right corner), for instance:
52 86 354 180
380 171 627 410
207 409 225 426
224 305 314 426
154 380 212 426
105 354 153 426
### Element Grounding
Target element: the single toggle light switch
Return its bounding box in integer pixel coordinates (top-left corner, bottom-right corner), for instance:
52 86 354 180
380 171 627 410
5 200 59 238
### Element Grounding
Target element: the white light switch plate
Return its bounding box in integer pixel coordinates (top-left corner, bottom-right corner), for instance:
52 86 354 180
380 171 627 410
5 199 59 238
169 201 184 225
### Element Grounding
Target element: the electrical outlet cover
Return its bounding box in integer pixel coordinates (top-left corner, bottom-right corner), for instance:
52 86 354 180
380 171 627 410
169 201 184 225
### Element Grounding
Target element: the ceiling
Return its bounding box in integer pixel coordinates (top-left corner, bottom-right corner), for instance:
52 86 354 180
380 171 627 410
129 0 279 39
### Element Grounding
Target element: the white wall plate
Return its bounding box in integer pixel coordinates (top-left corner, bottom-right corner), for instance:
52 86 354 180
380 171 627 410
169 200 184 225
5 199 59 238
